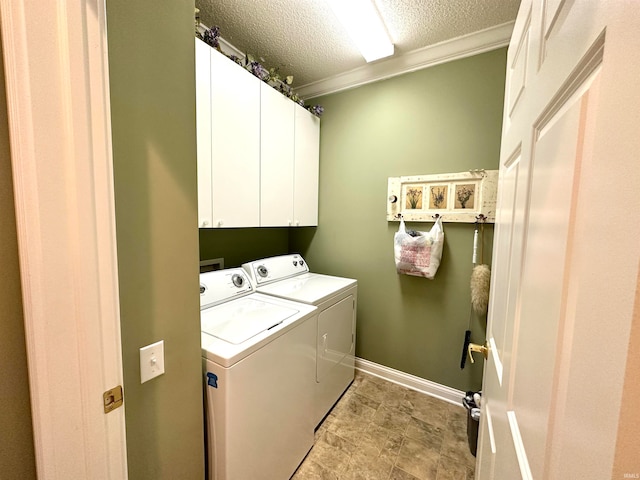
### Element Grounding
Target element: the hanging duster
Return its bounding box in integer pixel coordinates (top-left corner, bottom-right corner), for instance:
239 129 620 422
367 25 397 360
470 218 491 314
460 217 491 369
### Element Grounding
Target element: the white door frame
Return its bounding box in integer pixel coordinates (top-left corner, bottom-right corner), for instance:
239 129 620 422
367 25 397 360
0 0 127 478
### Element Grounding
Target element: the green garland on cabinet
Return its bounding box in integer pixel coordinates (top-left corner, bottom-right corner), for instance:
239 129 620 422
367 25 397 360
195 15 324 118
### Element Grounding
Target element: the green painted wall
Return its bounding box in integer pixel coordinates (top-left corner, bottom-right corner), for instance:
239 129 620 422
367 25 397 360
0 35 37 480
106 0 205 478
290 48 506 392
199 228 289 266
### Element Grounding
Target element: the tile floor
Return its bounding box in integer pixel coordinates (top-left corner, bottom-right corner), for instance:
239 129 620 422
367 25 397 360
292 371 476 480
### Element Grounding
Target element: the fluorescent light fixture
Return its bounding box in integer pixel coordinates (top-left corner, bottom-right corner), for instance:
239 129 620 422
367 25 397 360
326 0 394 62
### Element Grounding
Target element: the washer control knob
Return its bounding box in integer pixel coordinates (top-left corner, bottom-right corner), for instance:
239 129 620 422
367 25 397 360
231 274 244 288
199 285 206 294
299 260 304 267
293 260 298 266
257 265 268 278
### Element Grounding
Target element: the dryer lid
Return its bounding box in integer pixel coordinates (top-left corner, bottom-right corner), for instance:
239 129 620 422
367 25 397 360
257 273 356 305
201 297 298 345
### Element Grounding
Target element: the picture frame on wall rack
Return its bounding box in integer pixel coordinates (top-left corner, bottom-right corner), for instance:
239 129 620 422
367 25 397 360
387 170 498 223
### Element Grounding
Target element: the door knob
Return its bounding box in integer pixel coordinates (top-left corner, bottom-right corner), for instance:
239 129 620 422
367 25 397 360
468 342 489 364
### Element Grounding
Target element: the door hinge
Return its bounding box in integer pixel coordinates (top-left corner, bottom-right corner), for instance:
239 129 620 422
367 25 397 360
103 385 124 413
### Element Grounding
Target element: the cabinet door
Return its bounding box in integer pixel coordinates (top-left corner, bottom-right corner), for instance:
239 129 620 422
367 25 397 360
293 105 320 226
260 83 294 226
210 49 260 227
195 39 212 227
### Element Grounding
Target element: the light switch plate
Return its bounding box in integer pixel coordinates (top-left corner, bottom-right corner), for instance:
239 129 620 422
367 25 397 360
140 340 165 383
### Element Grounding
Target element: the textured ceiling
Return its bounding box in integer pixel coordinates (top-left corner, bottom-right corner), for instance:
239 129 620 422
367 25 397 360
196 0 521 89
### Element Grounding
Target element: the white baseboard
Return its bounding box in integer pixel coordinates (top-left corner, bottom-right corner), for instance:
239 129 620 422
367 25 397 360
355 357 465 408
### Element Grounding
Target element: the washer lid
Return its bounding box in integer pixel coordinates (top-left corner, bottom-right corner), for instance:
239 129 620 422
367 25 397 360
201 297 298 344
257 273 356 305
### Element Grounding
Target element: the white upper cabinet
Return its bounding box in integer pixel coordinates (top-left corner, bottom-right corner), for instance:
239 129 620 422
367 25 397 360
195 39 319 228
196 39 260 228
195 39 212 228
293 105 320 226
260 82 295 226
209 47 261 228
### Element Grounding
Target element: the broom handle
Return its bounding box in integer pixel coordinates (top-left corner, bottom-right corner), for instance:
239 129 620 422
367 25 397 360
480 220 485 264
472 223 479 265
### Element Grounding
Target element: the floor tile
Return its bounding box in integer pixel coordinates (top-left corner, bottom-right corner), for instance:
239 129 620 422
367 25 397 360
355 377 392 403
292 459 340 480
390 466 422 480
401 390 449 429
306 438 351 475
440 432 476 471
435 454 470 480
294 372 476 480
395 437 440 480
328 410 372 444
337 392 380 420
405 417 444 451
319 429 359 456
379 431 404 464
359 423 393 456
342 450 393 480
371 405 412 433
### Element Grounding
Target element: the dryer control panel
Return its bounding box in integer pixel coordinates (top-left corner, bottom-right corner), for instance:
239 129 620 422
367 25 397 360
242 254 309 285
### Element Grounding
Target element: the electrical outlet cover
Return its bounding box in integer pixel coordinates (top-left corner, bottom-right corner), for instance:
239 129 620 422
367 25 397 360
140 340 165 383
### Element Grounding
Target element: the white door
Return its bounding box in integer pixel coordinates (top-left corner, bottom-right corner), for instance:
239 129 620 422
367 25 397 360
476 1 640 479
0 0 128 478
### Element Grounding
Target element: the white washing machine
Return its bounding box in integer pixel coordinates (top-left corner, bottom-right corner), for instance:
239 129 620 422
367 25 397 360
242 254 357 426
200 267 317 480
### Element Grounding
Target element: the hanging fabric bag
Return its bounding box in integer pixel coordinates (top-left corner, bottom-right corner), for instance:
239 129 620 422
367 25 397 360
394 216 444 279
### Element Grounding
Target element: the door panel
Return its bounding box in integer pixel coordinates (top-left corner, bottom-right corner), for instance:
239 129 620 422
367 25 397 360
488 150 521 384
512 71 599 478
506 9 531 119
477 1 640 478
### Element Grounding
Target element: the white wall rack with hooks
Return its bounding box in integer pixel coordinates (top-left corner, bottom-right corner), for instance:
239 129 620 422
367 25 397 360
387 169 498 223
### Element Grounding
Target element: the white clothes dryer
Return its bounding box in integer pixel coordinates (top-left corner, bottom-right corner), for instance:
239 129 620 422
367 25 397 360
242 254 357 426
200 268 317 480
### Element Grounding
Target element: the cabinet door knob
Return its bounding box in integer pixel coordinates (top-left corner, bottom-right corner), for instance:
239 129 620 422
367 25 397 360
217 220 223 227
201 220 209 227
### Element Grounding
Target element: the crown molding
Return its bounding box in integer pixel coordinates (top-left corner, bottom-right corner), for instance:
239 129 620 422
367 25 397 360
298 21 515 100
